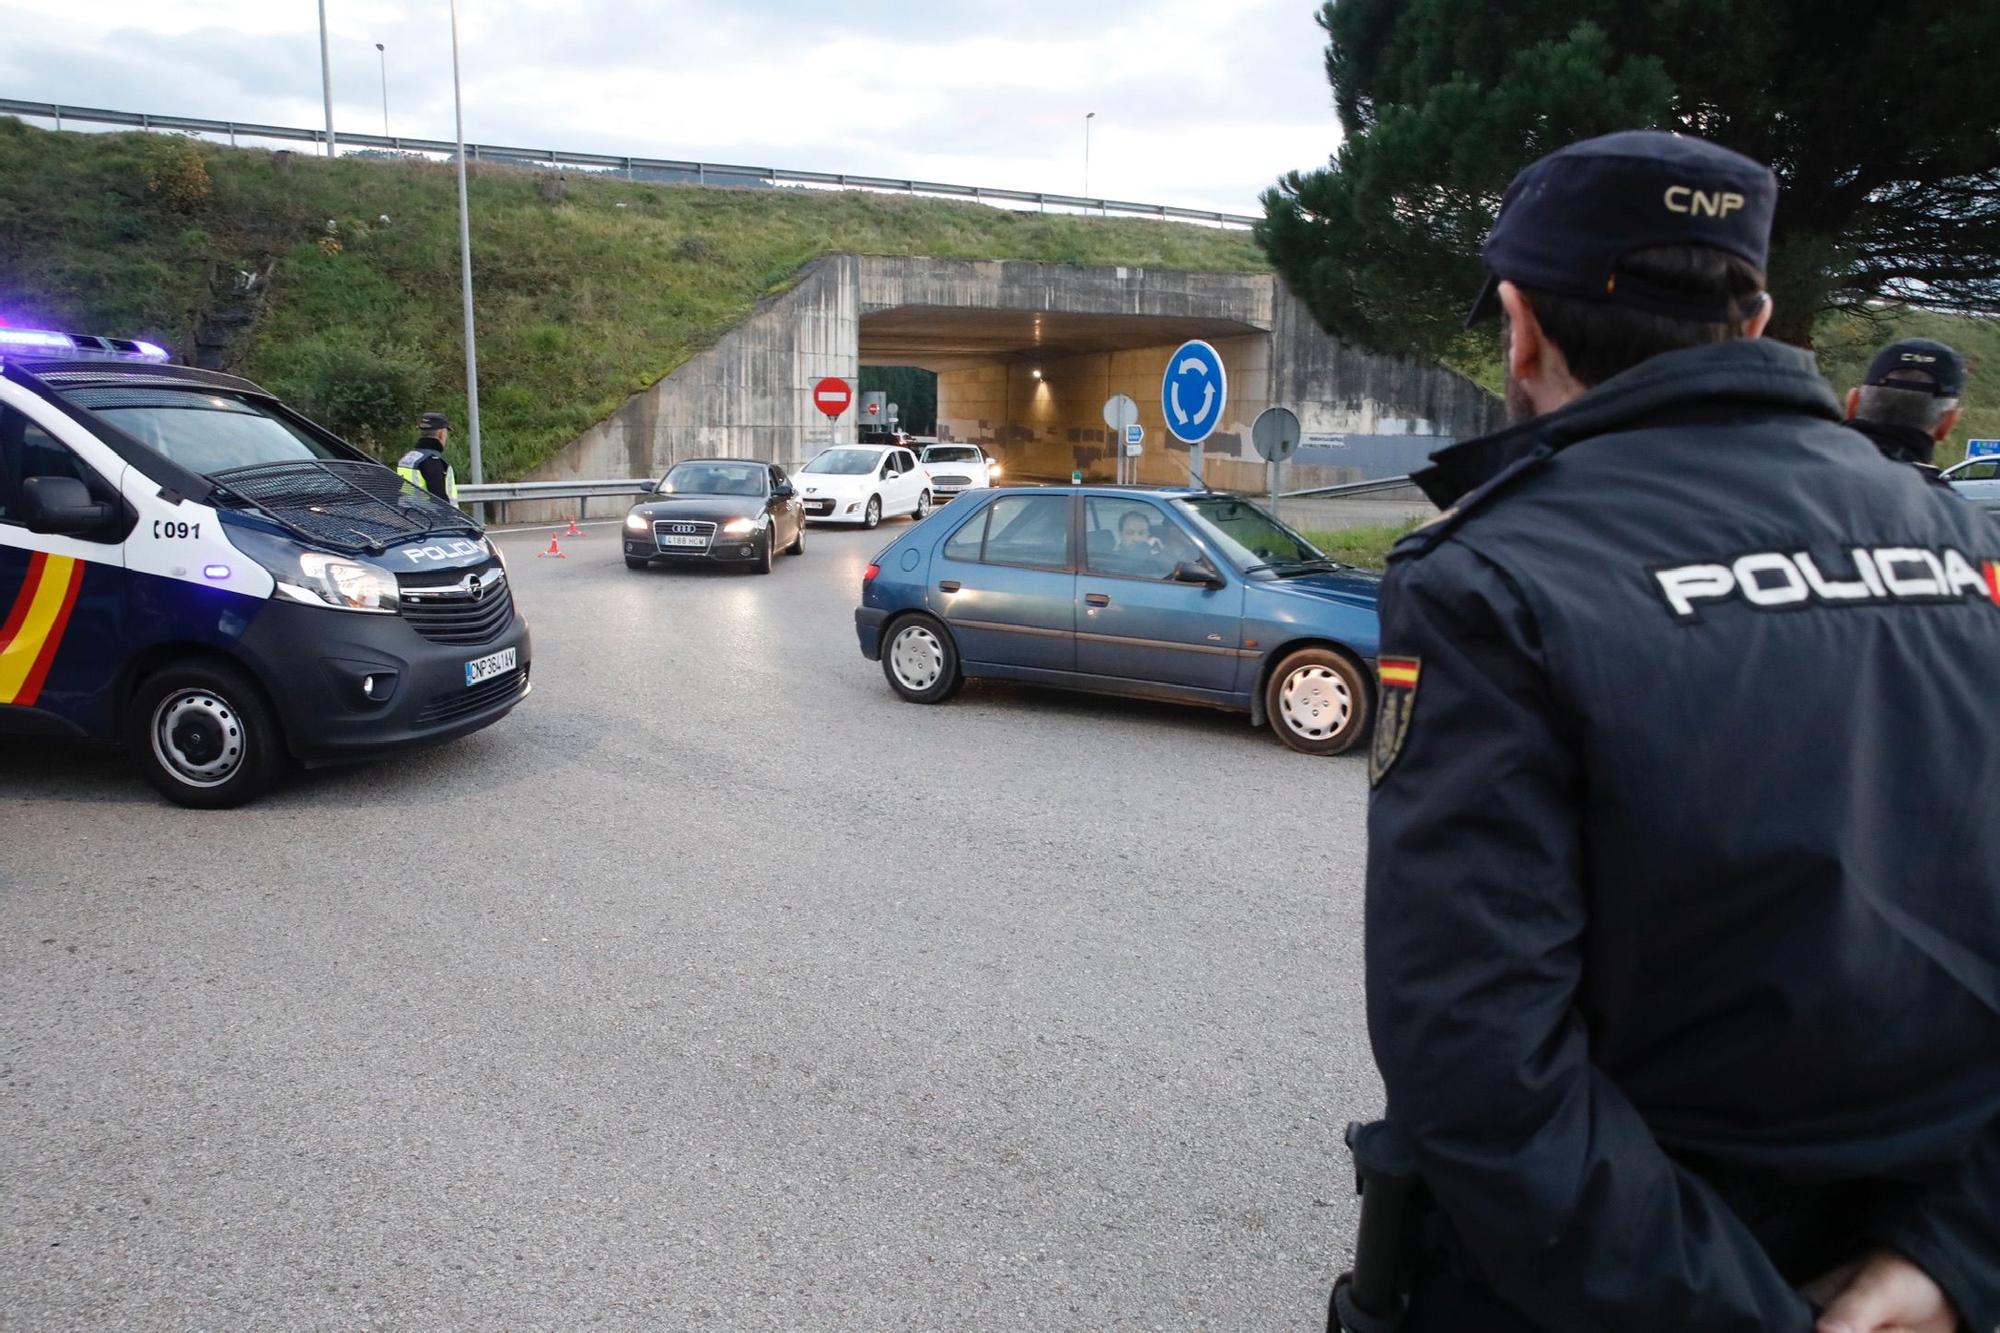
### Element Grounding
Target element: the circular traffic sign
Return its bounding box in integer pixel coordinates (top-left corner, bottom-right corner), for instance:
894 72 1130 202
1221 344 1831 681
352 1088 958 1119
1102 394 1139 431
1161 341 1227 445
812 377 853 419
1252 407 1301 463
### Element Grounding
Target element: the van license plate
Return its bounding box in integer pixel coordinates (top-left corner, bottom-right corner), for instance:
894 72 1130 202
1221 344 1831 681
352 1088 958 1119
465 648 517 687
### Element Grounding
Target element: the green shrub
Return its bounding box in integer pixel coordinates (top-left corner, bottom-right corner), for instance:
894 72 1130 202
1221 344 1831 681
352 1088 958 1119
143 138 210 215
270 338 427 456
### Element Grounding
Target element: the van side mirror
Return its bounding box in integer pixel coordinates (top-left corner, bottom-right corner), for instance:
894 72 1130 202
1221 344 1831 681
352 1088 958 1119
23 476 114 538
1171 560 1224 588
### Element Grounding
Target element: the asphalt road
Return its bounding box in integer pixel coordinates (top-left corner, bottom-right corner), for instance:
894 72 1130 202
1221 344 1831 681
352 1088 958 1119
1 515 1381 1331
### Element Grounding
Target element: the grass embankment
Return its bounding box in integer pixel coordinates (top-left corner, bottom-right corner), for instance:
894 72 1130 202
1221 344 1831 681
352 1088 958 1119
0 117 1264 480
1299 521 1423 571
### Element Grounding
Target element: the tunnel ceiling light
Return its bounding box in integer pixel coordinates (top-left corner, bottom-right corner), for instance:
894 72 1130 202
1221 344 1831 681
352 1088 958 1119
1030 367 1043 380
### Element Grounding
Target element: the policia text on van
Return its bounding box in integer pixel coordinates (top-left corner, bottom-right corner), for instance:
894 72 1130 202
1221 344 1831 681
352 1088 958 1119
0 329 531 808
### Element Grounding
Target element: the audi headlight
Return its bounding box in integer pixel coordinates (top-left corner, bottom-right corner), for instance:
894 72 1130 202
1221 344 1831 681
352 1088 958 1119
625 512 650 531
273 552 398 613
721 515 766 535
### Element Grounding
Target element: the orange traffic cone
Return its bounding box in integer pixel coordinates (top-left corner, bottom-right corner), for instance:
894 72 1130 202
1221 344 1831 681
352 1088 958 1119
538 535 566 558
562 518 585 537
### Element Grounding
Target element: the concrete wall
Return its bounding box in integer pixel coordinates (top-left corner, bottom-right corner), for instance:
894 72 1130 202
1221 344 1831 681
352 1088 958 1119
512 256 858 520
856 256 1275 327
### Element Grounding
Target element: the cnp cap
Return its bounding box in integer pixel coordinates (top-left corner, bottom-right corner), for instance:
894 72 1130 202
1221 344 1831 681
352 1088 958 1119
418 411 450 430
1467 130 1777 326
1863 338 1964 398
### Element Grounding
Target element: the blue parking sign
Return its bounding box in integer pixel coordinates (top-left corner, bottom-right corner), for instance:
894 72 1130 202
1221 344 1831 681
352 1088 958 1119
1967 439 1999 459
1161 340 1227 445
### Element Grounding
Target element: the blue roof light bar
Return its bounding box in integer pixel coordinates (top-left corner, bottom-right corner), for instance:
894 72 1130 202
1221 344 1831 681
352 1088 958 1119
0 328 172 364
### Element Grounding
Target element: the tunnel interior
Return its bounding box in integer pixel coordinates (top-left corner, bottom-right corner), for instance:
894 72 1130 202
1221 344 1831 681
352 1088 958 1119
858 305 1270 483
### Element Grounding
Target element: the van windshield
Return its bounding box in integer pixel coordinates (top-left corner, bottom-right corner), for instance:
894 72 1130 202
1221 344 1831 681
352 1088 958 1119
65 387 342 477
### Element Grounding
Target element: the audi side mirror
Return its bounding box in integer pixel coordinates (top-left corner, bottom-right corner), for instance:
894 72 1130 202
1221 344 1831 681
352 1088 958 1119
23 476 114 538
1171 560 1223 588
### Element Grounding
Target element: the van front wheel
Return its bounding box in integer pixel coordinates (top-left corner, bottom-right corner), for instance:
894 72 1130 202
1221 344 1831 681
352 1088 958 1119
129 660 286 808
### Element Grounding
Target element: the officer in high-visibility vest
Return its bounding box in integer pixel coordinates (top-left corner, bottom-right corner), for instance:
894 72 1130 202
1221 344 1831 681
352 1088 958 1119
396 411 458 502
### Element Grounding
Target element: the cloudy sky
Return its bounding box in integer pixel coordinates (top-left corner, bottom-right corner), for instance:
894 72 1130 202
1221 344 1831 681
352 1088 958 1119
0 0 1343 216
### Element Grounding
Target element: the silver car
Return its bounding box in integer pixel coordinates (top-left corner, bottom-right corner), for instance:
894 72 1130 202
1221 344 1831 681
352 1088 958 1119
1942 454 2000 516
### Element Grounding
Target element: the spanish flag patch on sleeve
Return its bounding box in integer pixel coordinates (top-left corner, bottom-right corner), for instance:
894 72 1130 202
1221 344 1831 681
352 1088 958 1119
1370 656 1421 786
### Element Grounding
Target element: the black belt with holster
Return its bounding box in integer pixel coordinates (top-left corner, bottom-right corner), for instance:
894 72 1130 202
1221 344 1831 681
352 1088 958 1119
1329 1120 1428 1333
1327 1120 1883 1332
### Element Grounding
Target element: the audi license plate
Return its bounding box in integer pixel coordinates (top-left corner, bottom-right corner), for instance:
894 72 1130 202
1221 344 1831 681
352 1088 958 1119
464 648 517 687
660 534 706 548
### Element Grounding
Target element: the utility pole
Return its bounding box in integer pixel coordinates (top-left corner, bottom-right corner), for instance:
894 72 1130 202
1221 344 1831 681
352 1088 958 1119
1084 111 1095 199
450 0 485 502
317 0 337 157
376 43 389 137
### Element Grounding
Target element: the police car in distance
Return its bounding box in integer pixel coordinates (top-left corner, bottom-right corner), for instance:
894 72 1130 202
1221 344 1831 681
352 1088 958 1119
917 443 1000 501
0 328 530 808
1941 453 2000 515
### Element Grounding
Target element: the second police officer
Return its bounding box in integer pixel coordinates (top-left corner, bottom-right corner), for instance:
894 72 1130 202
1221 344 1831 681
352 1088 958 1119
397 410 459 503
1339 131 1998 1333
1842 337 1966 481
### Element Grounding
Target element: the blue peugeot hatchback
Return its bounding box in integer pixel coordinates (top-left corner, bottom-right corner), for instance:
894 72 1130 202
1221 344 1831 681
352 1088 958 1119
853 486 1382 754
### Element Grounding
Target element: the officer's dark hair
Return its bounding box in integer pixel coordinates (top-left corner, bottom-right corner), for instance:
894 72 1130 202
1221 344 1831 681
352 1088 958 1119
1517 245 1768 389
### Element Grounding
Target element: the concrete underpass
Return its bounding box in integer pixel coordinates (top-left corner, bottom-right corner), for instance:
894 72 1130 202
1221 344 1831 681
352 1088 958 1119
522 255 1501 508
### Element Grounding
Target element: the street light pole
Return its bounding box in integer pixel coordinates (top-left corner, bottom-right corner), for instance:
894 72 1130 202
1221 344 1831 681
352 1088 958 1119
449 0 485 500
1084 111 1095 199
375 43 389 137
317 0 337 157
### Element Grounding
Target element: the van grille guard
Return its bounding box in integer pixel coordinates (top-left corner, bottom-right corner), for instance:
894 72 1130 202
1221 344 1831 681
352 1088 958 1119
209 460 480 554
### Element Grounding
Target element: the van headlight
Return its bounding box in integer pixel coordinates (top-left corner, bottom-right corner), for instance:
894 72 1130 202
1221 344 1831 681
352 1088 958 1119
273 552 399 613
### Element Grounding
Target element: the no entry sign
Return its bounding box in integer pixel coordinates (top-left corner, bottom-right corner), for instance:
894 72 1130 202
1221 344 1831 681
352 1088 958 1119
812 377 853 419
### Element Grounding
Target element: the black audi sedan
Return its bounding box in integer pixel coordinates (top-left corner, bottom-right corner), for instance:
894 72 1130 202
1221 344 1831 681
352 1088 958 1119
623 459 806 574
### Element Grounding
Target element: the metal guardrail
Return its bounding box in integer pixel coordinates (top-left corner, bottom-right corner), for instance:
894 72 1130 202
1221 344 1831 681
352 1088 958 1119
457 478 653 525
0 99 1260 229
1280 474 1417 499
454 473 1425 524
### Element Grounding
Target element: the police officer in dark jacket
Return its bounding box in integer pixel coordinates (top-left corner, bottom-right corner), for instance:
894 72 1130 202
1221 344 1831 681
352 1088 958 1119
1350 131 1999 1333
397 411 457 502
1844 337 1966 479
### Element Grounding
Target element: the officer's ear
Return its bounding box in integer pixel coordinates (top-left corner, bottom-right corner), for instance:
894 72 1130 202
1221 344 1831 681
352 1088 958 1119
1845 387 1862 421
1744 294 1774 339
1496 281 1546 383
1934 403 1962 444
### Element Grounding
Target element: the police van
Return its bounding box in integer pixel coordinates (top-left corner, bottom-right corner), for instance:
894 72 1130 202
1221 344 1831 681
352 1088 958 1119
0 329 531 808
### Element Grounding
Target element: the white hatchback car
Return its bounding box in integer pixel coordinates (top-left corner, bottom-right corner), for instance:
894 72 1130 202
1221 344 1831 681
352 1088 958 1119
1942 453 2000 516
798 444 934 528
918 444 1000 501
